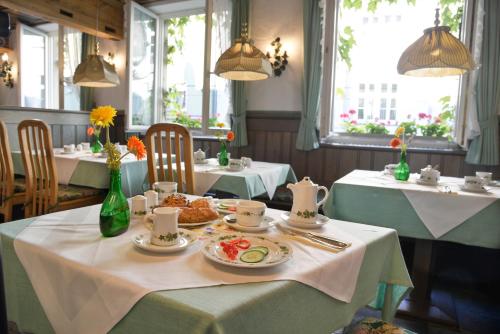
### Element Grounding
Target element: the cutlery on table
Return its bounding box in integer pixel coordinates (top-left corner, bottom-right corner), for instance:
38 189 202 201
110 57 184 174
276 224 350 251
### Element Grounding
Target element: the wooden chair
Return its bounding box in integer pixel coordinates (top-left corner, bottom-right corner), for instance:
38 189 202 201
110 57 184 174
145 123 195 194
0 121 25 222
18 119 105 218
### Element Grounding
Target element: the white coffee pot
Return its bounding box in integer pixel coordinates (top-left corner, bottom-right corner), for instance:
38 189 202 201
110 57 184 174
194 149 206 163
287 177 329 224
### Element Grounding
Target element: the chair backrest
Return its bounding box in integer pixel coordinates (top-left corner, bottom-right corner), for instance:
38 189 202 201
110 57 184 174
0 120 15 211
18 119 58 217
145 123 195 194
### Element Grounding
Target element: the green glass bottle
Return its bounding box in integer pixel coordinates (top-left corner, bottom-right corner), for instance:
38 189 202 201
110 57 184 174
91 133 103 154
100 169 130 237
394 150 410 181
218 141 229 166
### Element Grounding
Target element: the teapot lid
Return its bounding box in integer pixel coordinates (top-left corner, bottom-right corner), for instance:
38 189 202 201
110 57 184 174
295 176 317 187
422 165 434 171
196 148 204 152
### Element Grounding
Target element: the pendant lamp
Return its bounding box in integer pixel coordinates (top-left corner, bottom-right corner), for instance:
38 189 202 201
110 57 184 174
397 8 475 77
73 0 119 87
214 24 272 81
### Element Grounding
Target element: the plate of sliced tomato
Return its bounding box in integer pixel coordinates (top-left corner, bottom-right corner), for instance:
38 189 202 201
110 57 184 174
202 234 292 268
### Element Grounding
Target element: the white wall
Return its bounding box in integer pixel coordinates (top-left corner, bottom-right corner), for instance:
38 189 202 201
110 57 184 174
247 0 303 112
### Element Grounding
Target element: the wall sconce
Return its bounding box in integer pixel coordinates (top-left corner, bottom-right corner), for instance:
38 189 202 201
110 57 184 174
266 37 289 77
0 52 13 88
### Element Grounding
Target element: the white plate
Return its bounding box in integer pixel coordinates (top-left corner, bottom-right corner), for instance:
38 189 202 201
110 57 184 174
459 185 490 193
280 212 330 229
416 179 439 186
132 229 198 253
202 234 292 268
223 214 277 232
225 167 245 172
144 213 218 228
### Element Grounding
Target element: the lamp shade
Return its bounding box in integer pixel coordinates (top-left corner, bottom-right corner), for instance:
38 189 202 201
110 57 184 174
397 26 475 77
73 54 120 87
214 38 272 81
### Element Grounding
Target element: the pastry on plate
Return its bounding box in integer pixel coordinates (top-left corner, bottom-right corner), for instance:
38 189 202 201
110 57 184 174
161 194 189 207
179 207 219 224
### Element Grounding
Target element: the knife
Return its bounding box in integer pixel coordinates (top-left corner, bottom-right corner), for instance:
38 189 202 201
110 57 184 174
276 224 350 250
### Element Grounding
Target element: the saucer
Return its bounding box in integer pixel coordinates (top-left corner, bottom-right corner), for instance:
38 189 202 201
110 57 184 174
194 159 209 165
226 166 245 172
416 178 439 186
280 212 330 229
132 229 197 253
459 185 490 193
223 214 277 232
143 213 217 228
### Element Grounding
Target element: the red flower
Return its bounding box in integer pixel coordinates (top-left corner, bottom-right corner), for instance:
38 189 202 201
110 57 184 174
390 137 402 149
349 109 356 115
340 113 349 119
418 112 427 120
350 120 357 125
127 136 146 160
226 131 235 142
87 127 94 136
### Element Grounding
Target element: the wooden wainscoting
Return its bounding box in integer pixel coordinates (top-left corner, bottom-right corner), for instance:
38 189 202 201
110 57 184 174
192 111 500 187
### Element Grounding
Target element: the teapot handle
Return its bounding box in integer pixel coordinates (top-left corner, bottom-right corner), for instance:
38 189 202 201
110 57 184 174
316 186 329 208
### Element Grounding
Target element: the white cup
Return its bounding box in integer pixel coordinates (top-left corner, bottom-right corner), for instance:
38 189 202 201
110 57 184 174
81 142 91 151
476 172 492 186
384 164 397 175
236 200 266 227
150 207 179 246
228 159 244 171
131 195 147 219
76 144 83 151
63 144 75 153
464 176 483 190
241 157 252 168
144 190 158 212
153 181 177 200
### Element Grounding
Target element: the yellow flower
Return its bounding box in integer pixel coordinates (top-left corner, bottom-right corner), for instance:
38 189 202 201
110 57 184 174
395 127 404 137
90 105 117 128
216 122 225 128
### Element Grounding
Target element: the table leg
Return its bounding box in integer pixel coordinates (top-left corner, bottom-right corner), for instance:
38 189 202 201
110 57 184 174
397 239 458 327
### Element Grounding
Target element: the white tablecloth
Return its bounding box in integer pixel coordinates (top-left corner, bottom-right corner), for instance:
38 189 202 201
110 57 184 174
14 200 367 334
336 170 500 238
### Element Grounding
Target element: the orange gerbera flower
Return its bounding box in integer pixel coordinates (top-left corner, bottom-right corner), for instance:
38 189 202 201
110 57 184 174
390 137 401 149
226 131 235 142
127 136 146 160
87 127 94 136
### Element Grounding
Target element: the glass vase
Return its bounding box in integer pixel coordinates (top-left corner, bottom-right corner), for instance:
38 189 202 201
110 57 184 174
91 133 103 154
100 169 130 237
394 151 410 181
218 141 229 166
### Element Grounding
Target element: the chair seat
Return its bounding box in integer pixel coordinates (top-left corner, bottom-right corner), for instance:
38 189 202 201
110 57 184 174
14 177 26 193
57 184 106 202
344 317 416 334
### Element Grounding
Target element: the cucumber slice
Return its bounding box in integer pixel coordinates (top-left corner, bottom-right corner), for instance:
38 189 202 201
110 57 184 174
250 246 269 256
240 250 266 263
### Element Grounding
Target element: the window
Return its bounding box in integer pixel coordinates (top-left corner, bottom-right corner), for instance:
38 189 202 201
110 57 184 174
19 24 48 108
19 23 82 110
322 0 466 139
127 0 232 132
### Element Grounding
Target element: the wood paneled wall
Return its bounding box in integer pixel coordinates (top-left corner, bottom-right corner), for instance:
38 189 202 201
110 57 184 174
193 111 500 187
0 107 91 150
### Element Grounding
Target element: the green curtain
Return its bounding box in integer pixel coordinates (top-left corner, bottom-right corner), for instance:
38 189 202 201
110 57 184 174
230 0 249 147
465 0 500 165
296 0 323 151
80 33 96 111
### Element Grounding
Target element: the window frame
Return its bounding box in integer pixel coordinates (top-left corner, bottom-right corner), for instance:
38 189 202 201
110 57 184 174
126 0 223 135
17 23 49 109
320 0 475 147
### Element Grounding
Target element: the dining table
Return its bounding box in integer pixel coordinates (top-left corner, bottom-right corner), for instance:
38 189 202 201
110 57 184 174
11 149 149 198
191 159 297 199
0 195 412 334
322 169 500 325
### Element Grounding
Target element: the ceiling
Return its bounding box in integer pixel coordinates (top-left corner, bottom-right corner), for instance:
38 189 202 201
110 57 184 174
0 6 49 27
